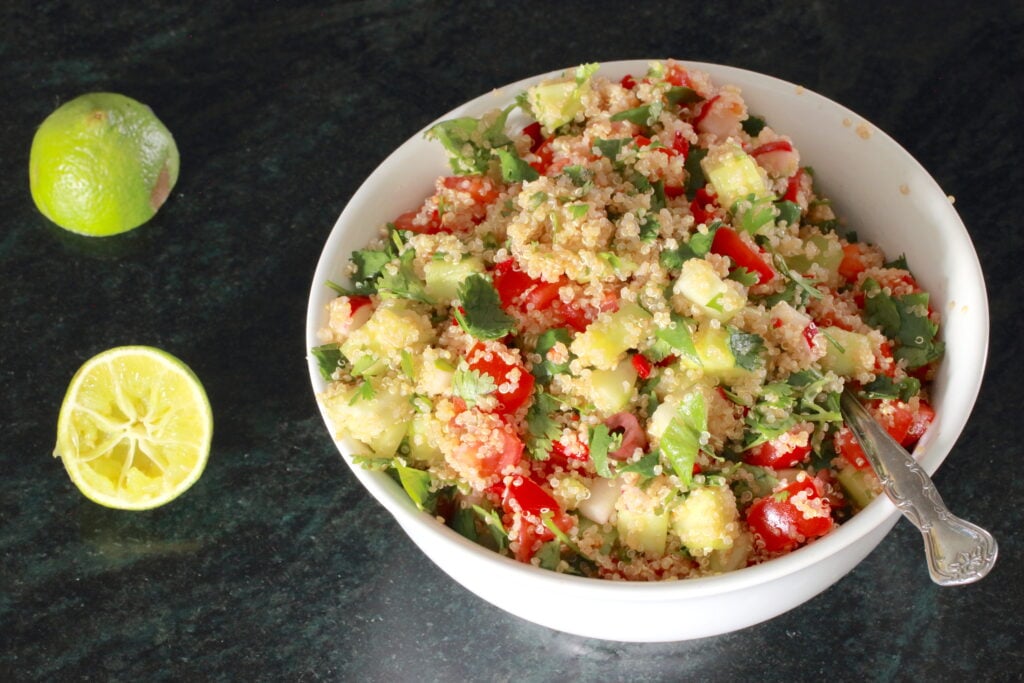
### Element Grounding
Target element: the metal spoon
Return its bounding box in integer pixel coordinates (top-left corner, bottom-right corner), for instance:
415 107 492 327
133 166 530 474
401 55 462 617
839 388 997 585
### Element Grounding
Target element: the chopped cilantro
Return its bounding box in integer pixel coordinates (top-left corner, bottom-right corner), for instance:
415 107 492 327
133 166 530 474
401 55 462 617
472 504 508 552
526 391 563 460
610 101 663 127
533 327 573 383
568 203 590 220
728 267 759 287
660 391 707 489
774 200 801 227
454 274 516 340
741 114 767 136
494 148 539 183
728 329 765 371
588 423 614 478
639 213 661 241
377 249 432 303
426 105 514 175
395 462 434 511
666 86 703 106
683 147 708 198
863 375 921 402
732 193 777 234
647 313 700 366
348 379 376 405
311 343 346 381
452 364 497 406
593 138 631 167
616 450 660 478
863 279 943 368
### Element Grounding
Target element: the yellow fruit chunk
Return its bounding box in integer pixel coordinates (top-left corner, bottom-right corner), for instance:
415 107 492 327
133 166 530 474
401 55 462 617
54 346 212 510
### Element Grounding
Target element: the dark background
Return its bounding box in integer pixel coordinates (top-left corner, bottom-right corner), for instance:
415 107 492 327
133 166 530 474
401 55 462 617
3 1 1023 680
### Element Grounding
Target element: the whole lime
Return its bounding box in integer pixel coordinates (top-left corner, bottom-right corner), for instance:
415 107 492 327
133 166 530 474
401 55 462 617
29 93 180 236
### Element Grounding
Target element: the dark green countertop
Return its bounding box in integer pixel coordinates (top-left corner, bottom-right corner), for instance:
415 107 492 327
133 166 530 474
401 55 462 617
3 1 1023 679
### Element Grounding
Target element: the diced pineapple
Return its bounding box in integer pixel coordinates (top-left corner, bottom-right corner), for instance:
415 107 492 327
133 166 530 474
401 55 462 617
586 358 638 415
570 302 652 370
818 326 874 377
320 379 414 457
671 485 740 556
701 142 771 210
674 259 746 321
340 300 435 373
708 530 753 572
423 256 485 303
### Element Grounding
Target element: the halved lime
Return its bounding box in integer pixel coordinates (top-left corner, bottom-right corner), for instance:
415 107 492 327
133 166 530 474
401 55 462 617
29 92 179 236
54 346 212 510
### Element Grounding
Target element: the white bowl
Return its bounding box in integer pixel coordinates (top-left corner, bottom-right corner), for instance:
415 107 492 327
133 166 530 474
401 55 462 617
306 60 988 642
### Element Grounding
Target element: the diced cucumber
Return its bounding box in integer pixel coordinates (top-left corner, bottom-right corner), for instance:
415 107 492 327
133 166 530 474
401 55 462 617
587 358 638 415
340 300 435 372
321 380 414 457
423 256 485 303
674 259 746 321
676 325 750 380
525 64 597 132
819 326 874 377
570 301 652 370
406 413 444 467
700 143 770 211
784 233 843 276
671 485 740 557
616 507 669 557
837 465 878 510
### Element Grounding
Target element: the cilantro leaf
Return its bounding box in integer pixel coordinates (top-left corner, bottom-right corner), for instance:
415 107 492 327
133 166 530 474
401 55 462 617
377 249 432 303
311 343 346 381
610 101 663 127
616 449 660 478
348 379 377 405
660 391 707 489
533 328 573 383
728 267 759 287
741 115 767 137
452 364 497 406
426 106 513 175
471 504 508 552
666 86 703 106
774 200 801 227
454 274 516 340
728 330 764 371
647 313 700 366
526 391 563 460
347 248 392 295
683 147 708 198
494 148 540 183
395 462 434 511
593 138 631 167
588 423 614 478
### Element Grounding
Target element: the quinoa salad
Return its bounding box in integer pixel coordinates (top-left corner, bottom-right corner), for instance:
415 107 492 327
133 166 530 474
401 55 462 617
312 61 943 580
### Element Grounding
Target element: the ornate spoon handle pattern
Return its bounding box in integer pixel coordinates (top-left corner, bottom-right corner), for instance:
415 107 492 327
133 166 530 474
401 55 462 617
840 389 998 586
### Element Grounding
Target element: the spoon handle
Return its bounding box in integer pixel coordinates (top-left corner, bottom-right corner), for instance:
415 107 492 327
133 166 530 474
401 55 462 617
840 389 998 586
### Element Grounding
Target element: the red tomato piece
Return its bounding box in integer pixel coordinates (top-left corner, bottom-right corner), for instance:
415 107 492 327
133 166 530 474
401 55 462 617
691 94 721 127
690 187 719 225
620 74 637 90
744 430 812 469
838 243 869 282
393 207 444 234
441 175 499 206
710 226 776 285
492 259 538 310
784 167 805 203
448 410 524 483
904 401 935 447
466 342 535 415
665 63 693 88
631 353 653 380
503 475 574 562
746 479 833 553
522 121 544 151
750 140 794 157
672 130 690 157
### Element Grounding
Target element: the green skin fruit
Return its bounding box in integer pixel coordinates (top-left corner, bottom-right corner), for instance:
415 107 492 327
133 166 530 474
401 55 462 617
29 92 180 236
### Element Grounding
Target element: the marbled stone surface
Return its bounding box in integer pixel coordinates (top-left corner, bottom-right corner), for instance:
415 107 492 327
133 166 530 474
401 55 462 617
2 1 1022 680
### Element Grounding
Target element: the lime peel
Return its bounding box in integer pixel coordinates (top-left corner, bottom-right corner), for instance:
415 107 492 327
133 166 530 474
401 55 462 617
54 346 212 510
